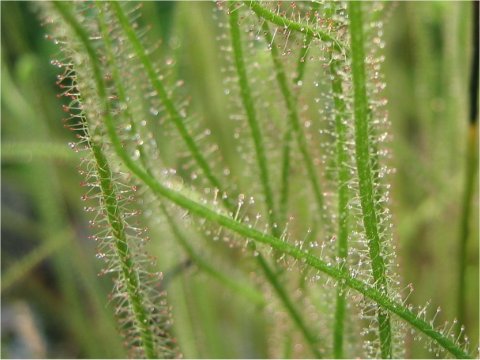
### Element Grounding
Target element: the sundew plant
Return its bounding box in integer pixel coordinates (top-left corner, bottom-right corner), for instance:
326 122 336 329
1 1 478 359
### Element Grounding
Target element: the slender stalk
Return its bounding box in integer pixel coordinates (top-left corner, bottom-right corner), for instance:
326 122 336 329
261 1 352 352
259 19 325 222
229 2 279 237
254 243 322 358
293 24 316 85
161 203 265 306
330 58 350 359
52 3 159 358
229 5 322 356
319 7 351 358
259 19 350 356
247 1 345 54
94 139 158 359
348 2 392 358
458 124 479 329
278 122 293 227
458 0 479 331
109 2 227 205
279 0 319 226
94 3 151 174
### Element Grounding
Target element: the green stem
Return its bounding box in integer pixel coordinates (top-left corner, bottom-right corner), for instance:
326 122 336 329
109 2 227 207
278 0 319 226
457 124 478 329
348 2 392 358
255 244 322 358
278 124 293 227
93 139 157 359
330 58 350 359
293 26 315 85
229 6 322 356
94 3 152 176
319 7 351 357
161 203 265 306
247 1 345 54
259 19 324 222
229 2 279 237
53 3 159 358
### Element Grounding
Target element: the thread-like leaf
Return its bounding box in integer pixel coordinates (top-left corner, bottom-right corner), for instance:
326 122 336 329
348 3 392 357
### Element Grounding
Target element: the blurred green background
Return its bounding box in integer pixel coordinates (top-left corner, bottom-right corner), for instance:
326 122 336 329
1 2 478 358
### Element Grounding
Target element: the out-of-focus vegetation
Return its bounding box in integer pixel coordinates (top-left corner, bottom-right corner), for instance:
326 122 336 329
1 2 478 358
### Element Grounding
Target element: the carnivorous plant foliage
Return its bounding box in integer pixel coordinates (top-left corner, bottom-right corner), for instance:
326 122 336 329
37 1 476 358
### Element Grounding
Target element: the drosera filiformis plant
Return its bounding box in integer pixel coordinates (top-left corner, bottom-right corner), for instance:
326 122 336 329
37 1 477 358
